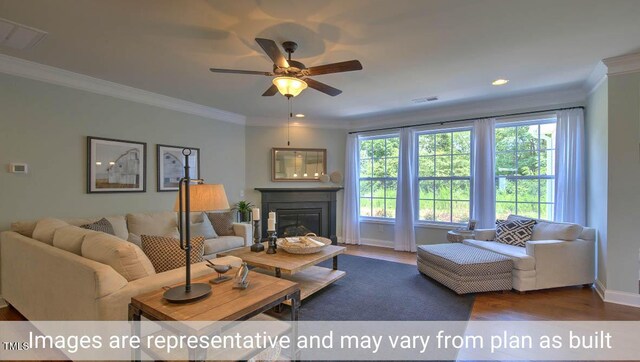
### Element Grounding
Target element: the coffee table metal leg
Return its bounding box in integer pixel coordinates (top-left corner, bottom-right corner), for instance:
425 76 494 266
274 267 283 312
333 255 338 270
289 290 301 362
128 304 141 362
290 289 300 321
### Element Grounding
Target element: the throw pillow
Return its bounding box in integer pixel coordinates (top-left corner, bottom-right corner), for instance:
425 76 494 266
495 219 536 247
128 233 142 247
127 211 178 237
207 211 235 236
82 233 156 281
141 235 205 273
32 218 69 245
80 217 115 235
53 225 97 255
190 216 218 239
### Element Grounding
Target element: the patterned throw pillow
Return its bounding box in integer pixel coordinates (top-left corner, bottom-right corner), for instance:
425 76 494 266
80 218 115 236
207 211 235 236
495 219 536 247
141 235 205 273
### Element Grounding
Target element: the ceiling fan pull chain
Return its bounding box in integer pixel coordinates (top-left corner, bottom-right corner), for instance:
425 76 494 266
287 97 292 146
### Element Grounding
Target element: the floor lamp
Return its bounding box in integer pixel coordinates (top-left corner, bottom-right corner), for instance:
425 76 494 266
163 148 230 303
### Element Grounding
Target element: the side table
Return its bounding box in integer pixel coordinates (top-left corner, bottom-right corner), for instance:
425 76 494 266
447 229 475 243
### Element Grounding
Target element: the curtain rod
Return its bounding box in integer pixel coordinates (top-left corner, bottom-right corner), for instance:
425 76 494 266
348 106 585 135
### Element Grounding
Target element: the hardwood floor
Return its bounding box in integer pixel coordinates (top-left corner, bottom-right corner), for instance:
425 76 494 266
2 244 639 323
343 244 640 321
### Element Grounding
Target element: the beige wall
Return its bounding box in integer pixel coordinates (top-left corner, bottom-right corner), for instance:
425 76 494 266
586 80 609 288
0 73 246 231
606 71 640 294
244 125 347 236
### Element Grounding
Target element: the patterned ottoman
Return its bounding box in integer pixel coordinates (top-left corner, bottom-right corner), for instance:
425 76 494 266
417 243 513 294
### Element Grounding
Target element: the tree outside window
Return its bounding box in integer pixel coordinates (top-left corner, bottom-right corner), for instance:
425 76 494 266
417 129 472 224
359 135 399 218
495 120 556 220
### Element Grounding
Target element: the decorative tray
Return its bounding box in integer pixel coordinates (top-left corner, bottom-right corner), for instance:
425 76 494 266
276 234 331 254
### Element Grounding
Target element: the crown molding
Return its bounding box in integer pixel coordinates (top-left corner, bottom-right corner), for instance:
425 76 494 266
603 52 640 76
0 54 246 125
585 61 607 95
245 116 350 129
348 85 586 132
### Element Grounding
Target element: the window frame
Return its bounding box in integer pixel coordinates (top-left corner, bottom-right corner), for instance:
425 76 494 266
357 133 400 220
414 127 474 227
494 117 557 221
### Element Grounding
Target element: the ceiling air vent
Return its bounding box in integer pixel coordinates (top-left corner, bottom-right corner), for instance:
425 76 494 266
0 18 47 50
411 96 439 104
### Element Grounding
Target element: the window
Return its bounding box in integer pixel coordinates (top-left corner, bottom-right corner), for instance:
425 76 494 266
495 119 556 220
359 135 399 218
417 129 472 224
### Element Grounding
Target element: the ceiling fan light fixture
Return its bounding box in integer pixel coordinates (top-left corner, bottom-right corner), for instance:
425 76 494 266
492 78 509 86
273 76 307 97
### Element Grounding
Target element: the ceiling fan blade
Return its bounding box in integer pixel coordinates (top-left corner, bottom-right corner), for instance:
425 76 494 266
304 78 342 96
306 60 362 76
209 68 272 76
255 38 290 69
262 84 279 96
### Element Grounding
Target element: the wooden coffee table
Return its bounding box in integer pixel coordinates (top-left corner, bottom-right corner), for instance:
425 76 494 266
129 270 300 322
129 270 300 361
219 242 346 303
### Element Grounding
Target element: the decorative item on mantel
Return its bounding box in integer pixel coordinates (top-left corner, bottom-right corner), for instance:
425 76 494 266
319 170 343 185
266 211 277 254
251 207 264 252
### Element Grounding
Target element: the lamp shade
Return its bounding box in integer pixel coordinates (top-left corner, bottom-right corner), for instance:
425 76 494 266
173 184 230 212
272 76 307 97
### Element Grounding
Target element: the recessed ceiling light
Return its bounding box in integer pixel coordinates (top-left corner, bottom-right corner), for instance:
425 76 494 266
295 113 305 118
492 79 509 86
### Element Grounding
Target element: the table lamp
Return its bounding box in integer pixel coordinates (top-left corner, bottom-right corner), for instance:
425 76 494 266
163 148 230 303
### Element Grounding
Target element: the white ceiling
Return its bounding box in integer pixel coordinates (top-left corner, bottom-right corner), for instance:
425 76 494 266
1 0 640 124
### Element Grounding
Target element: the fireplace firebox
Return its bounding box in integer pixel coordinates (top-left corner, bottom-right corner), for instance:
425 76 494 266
255 187 342 244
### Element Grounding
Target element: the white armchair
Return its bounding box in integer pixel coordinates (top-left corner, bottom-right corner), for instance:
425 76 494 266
462 216 595 292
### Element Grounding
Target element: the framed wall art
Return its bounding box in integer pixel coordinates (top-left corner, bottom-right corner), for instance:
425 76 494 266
87 137 146 193
157 144 200 192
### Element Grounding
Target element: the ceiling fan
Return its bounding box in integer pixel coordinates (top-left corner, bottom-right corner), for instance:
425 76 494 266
209 38 363 98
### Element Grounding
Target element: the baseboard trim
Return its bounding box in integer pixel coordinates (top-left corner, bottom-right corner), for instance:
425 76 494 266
359 238 394 249
595 279 606 301
603 288 640 308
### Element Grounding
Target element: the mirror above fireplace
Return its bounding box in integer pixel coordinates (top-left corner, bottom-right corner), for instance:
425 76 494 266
272 148 327 182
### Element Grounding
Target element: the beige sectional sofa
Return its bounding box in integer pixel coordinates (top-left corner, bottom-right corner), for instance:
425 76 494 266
462 215 596 292
0 211 251 320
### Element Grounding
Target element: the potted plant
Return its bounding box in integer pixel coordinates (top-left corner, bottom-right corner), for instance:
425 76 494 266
234 200 254 223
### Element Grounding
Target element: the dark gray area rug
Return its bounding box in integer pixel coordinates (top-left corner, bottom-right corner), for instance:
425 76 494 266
297 254 474 321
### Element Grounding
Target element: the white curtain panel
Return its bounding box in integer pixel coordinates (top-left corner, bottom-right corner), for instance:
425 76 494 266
342 133 361 244
394 128 417 252
554 109 586 225
471 118 497 228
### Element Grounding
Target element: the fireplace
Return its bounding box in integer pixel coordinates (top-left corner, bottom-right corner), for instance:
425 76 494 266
255 187 342 244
